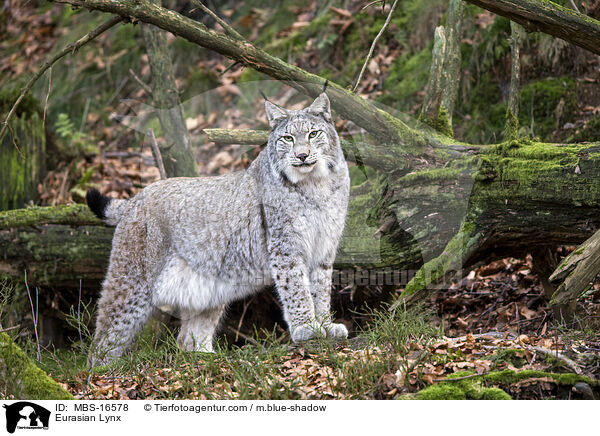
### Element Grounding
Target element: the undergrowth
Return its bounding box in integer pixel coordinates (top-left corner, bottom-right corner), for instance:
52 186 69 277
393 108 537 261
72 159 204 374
7 298 441 400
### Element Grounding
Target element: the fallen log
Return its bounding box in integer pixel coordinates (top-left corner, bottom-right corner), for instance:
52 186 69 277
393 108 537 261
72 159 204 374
2 139 600 297
549 229 600 306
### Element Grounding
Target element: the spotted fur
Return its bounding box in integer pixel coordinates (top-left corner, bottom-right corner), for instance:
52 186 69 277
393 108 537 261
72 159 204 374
88 93 349 364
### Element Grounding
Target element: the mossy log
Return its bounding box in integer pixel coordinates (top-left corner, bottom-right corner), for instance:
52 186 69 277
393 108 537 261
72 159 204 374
411 369 599 400
0 223 113 292
0 332 73 399
2 139 600 300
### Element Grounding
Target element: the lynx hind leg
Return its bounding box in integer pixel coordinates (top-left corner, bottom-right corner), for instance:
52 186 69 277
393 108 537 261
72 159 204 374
177 306 225 353
90 275 152 366
89 219 153 366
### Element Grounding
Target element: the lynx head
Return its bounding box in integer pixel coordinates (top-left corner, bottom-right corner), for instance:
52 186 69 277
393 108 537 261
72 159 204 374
265 92 342 184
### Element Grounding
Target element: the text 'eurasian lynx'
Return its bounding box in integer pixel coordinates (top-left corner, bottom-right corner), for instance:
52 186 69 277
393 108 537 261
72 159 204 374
86 92 349 364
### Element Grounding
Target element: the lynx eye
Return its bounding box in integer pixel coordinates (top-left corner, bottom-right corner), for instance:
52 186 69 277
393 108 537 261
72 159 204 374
308 131 319 139
282 135 294 142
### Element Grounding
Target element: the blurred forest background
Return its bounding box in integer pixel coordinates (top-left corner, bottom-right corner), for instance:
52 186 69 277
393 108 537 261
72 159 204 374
1 0 600 400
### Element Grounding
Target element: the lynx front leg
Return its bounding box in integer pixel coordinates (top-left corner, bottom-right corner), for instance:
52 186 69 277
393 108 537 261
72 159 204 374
178 306 225 352
310 264 348 340
271 258 324 343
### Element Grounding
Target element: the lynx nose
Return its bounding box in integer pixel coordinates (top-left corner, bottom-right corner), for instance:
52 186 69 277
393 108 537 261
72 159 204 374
296 153 309 162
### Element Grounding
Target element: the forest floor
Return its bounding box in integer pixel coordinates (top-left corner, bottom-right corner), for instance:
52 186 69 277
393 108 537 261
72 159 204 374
2 1 600 400
20 256 596 400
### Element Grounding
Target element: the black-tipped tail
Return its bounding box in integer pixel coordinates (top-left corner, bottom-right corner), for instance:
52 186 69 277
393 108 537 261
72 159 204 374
86 188 111 220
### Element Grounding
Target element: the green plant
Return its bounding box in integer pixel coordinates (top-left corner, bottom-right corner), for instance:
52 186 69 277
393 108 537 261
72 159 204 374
55 112 97 155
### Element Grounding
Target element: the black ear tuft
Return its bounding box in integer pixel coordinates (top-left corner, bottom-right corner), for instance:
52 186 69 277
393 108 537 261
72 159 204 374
86 188 111 220
322 80 329 94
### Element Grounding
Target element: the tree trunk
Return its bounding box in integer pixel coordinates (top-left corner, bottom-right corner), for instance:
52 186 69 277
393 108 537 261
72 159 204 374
141 0 198 178
0 111 46 211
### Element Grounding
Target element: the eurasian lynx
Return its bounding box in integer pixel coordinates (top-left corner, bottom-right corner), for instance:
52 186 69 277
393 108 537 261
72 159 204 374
86 92 349 364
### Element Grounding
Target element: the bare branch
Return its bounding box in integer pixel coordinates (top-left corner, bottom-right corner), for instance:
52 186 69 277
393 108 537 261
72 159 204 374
129 68 153 96
568 0 580 13
148 128 168 180
353 0 399 92
190 0 245 41
203 128 269 145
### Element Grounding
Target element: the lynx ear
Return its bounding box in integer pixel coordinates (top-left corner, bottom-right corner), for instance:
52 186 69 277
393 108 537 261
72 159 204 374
265 101 288 128
307 93 331 122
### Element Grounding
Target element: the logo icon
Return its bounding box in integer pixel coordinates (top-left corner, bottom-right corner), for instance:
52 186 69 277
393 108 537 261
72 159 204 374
3 402 50 434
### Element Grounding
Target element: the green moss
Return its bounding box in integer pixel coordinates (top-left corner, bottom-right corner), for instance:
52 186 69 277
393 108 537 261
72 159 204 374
419 107 453 137
416 368 599 400
399 167 463 185
503 110 519 140
475 156 497 181
479 388 513 400
484 369 599 386
0 332 73 399
485 348 528 368
417 384 467 399
0 204 101 229
416 371 512 400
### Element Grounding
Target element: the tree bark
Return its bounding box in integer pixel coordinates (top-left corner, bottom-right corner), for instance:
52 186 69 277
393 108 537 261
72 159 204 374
141 0 198 178
549 229 600 306
0 111 46 211
420 26 448 134
440 0 463 129
504 21 522 139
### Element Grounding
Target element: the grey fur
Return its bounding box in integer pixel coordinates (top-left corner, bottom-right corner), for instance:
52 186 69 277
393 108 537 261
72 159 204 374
90 93 349 364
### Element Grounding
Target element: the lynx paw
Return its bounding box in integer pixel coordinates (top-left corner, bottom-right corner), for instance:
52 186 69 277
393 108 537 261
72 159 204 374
325 322 348 340
291 323 326 343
